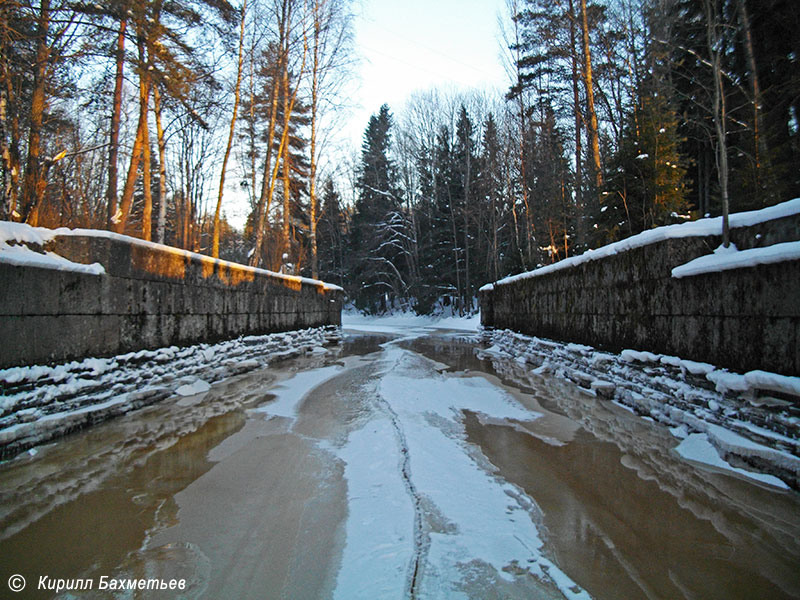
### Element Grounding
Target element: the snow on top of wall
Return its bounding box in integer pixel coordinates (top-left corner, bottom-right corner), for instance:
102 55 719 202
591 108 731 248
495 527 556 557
480 197 800 291
54 226 343 291
672 240 800 278
0 221 341 290
0 221 105 275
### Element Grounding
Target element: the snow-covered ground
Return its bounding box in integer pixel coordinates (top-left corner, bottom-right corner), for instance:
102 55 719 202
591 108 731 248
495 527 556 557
478 328 800 490
0 326 341 458
342 310 480 334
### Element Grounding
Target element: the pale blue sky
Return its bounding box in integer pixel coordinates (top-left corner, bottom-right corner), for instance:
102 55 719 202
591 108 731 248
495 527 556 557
344 0 510 147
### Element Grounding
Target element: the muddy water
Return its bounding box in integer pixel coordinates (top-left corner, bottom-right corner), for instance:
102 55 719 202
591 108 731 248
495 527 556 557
0 330 798 599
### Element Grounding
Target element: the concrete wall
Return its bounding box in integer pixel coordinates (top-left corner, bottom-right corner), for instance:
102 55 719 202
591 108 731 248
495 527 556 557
0 232 343 368
480 214 800 376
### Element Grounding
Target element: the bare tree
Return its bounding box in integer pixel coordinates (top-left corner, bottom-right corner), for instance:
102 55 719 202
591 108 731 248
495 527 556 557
213 0 248 258
704 0 729 246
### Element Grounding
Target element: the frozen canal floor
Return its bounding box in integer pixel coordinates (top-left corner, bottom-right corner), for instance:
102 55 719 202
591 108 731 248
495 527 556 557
0 324 798 599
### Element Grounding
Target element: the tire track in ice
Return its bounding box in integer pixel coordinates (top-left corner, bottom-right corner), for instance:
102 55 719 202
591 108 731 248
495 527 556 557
373 370 428 599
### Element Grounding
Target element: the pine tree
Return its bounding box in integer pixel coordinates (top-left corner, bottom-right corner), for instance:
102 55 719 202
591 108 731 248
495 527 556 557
317 178 346 286
349 104 407 312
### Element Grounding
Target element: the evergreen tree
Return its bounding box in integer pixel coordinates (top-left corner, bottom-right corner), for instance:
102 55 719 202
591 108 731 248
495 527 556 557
317 178 346 286
349 104 407 312
602 89 690 242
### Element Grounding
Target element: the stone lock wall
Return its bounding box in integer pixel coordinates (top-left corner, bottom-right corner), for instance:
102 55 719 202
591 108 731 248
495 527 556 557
0 231 343 368
480 213 800 376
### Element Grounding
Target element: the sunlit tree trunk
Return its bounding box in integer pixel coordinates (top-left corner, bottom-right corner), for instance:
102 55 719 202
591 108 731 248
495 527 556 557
22 0 51 226
213 0 247 258
568 0 583 242
106 17 126 228
281 42 292 262
153 86 167 244
579 0 602 195
308 0 321 278
114 26 151 234
250 3 286 268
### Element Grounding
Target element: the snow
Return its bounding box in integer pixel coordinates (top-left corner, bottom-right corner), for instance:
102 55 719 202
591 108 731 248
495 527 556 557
331 345 589 598
342 311 480 334
52 225 342 291
0 326 341 455
253 365 342 419
672 241 800 278
0 221 104 275
174 379 211 396
674 433 789 489
479 328 800 490
0 221 340 290
621 349 661 363
480 197 800 291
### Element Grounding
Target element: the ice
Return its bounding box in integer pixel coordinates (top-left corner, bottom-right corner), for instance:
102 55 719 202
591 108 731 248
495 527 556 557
674 433 789 489
342 311 480 334
620 349 661 363
253 365 342 420
332 345 588 598
175 379 211 396
333 416 416 599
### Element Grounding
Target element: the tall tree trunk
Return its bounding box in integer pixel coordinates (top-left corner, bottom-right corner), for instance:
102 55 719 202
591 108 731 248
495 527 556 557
153 86 167 243
579 0 603 196
706 0 729 246
736 0 770 202
213 0 247 258
141 94 152 239
106 17 126 228
251 0 307 268
1 50 22 220
568 0 583 244
250 33 284 267
22 0 51 226
114 25 151 234
462 144 471 312
308 0 320 279
281 45 292 264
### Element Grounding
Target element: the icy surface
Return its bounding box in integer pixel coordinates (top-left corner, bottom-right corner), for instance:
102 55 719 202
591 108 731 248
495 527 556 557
253 365 343 419
478 328 800 490
0 326 341 456
342 311 480 334
331 345 589 599
675 433 789 489
481 197 800 291
175 379 211 397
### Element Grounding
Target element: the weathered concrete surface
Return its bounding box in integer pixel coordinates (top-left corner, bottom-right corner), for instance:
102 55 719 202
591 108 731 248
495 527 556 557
0 231 343 368
480 213 800 376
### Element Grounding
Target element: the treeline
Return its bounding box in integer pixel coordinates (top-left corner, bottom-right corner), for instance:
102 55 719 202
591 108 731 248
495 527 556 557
319 0 799 313
3 0 799 316
0 0 353 271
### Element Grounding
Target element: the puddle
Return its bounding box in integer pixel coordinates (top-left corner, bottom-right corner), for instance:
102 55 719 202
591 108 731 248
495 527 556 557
0 332 797 599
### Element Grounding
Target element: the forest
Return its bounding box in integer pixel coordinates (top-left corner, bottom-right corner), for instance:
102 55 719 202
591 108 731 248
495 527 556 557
1 0 798 314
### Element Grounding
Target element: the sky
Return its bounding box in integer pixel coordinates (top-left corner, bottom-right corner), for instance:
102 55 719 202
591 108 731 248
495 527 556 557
226 0 511 228
342 0 511 150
